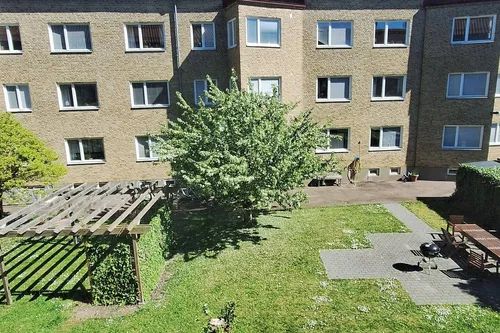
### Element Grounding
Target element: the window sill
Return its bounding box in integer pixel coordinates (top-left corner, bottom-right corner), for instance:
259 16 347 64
316 45 352 49
316 99 351 103
136 158 159 162
67 160 105 166
489 143 500 146
442 147 482 151
371 97 405 102
451 40 494 45
192 47 216 51
51 50 92 54
132 105 169 109
246 43 280 48
125 48 165 53
373 44 408 48
60 107 99 111
446 96 488 100
7 109 32 113
369 147 402 152
316 149 349 154
0 50 23 55
228 45 237 49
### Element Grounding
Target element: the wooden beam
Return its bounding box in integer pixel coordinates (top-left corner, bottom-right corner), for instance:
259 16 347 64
105 191 151 233
126 193 163 232
87 195 133 234
0 245 12 305
131 235 144 304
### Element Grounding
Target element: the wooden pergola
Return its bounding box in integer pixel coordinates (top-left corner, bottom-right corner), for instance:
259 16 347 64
0 180 169 305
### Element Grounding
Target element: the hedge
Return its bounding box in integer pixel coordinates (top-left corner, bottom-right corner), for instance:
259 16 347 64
454 164 500 228
86 202 172 305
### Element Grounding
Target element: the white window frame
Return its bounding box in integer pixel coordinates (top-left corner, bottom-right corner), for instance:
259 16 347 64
368 168 380 177
451 15 496 45
495 74 500 97
135 136 159 161
316 128 350 154
130 81 170 109
249 77 281 96
0 25 22 54
227 18 237 49
369 126 403 151
48 24 92 53
447 168 458 176
57 83 99 111
490 123 500 146
316 76 352 102
124 23 165 52
316 20 353 48
191 22 216 51
3 84 31 112
194 79 217 105
390 167 401 175
371 75 407 101
373 20 409 48
64 138 105 165
446 72 490 99
246 17 281 48
442 125 484 150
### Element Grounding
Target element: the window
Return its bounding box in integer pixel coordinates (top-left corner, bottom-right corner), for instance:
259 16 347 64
249 77 280 96
442 125 483 150
452 15 496 44
58 83 98 110
131 81 169 108
247 17 280 47
317 77 351 102
191 23 216 50
136 136 158 161
370 127 402 150
447 168 458 176
317 128 349 153
317 21 352 48
374 20 408 46
50 24 91 52
3 84 31 111
447 72 489 99
368 168 380 177
496 74 500 97
125 24 164 51
194 79 217 105
390 167 401 175
490 123 500 145
372 76 406 100
0 25 22 53
227 19 237 49
65 138 105 164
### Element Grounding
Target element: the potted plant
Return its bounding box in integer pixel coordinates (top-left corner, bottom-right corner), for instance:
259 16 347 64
408 170 419 182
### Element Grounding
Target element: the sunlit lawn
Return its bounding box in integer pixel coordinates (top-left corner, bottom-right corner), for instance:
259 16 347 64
1 204 499 332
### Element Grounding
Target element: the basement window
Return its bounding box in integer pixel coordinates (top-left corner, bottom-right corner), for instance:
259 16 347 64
368 168 380 177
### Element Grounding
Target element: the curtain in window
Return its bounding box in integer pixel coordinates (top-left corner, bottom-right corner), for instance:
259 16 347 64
260 20 279 45
203 24 215 48
136 137 150 158
132 83 145 105
0 26 8 50
462 73 487 96
74 84 98 107
10 26 22 50
382 127 400 147
59 85 74 107
453 18 466 41
82 139 104 160
67 140 81 161
331 22 351 46
247 19 258 44
127 25 140 48
259 79 279 96
330 78 349 99
317 22 329 46
192 24 203 48
146 82 168 105
6 86 19 109
490 124 499 143
66 25 91 50
469 17 492 41
18 85 31 109
51 25 66 50
142 25 163 48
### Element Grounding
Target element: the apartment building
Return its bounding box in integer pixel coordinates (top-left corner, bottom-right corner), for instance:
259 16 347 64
0 0 498 183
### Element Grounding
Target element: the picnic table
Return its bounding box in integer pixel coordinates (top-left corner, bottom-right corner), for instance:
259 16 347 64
455 224 500 273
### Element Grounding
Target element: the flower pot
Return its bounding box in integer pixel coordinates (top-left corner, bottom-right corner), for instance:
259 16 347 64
409 175 419 182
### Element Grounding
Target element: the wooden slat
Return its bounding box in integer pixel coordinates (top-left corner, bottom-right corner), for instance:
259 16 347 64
87 195 133 233
0 184 88 235
126 192 163 232
12 224 151 237
105 191 151 233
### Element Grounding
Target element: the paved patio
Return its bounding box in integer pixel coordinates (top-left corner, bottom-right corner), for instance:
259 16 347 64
305 180 455 207
320 203 500 308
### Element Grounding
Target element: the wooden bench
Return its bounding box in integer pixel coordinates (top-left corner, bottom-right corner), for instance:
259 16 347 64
315 173 342 186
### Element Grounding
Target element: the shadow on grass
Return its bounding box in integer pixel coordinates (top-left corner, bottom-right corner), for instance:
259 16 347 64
0 237 90 304
416 196 465 220
168 207 278 262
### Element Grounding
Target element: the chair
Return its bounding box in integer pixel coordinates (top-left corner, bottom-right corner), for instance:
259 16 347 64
440 228 467 258
467 250 498 274
447 215 465 235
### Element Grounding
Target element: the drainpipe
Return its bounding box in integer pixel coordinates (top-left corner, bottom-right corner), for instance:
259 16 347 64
173 1 182 92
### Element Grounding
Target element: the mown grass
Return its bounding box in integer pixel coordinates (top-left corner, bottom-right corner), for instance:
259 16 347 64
402 200 450 231
1 204 499 332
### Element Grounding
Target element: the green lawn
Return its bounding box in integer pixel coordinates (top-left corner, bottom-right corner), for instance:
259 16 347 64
402 201 448 230
1 204 499 332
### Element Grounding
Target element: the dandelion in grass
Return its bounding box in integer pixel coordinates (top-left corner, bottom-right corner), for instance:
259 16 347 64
357 305 370 313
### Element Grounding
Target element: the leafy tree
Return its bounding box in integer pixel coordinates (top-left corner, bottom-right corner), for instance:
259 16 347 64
157 75 332 220
0 113 66 217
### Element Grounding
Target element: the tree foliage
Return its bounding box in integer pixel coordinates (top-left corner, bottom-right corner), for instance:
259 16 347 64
156 75 331 215
0 113 66 216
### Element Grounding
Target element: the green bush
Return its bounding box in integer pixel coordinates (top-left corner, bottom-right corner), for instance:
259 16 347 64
455 165 500 227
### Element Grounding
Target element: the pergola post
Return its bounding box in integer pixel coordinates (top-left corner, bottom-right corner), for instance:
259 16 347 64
131 234 144 304
0 245 12 305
